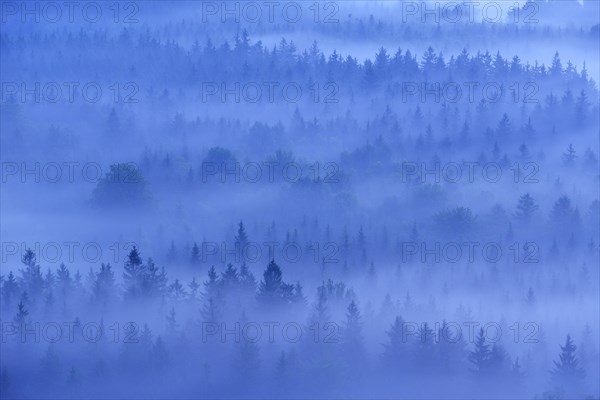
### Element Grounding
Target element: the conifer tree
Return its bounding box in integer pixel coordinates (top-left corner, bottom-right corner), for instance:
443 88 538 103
550 335 585 395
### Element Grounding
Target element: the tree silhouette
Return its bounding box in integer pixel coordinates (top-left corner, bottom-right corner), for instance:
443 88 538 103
469 328 491 379
256 260 293 307
514 193 538 223
235 221 249 261
550 335 585 396
123 247 145 299
561 144 577 166
381 316 408 369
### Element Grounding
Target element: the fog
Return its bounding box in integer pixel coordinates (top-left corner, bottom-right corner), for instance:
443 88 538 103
1 0 599 398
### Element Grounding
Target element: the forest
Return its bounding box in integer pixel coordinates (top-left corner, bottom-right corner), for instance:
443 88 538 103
0 0 599 398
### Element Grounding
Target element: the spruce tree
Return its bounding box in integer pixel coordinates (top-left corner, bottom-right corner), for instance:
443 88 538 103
166 306 179 336
340 300 366 370
381 316 408 369
550 335 585 395
469 328 491 379
257 260 293 307
123 247 145 299
190 242 200 265
19 249 44 300
514 193 538 223
235 221 249 261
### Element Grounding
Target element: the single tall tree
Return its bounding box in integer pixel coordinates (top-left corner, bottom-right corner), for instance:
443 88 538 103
514 193 538 223
550 335 585 395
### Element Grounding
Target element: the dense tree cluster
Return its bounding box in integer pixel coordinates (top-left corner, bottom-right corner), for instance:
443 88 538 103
1 238 597 398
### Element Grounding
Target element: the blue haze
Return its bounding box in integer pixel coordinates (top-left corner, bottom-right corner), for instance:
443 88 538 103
0 1 599 399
